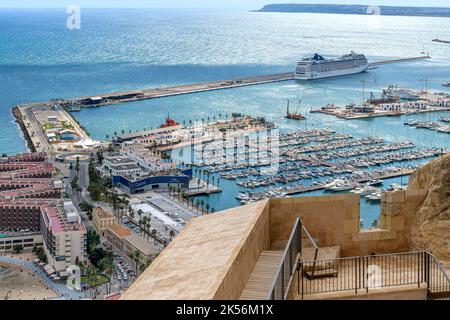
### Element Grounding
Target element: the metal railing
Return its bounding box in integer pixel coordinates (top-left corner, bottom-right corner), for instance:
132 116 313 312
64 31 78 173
267 218 301 300
298 251 450 300
425 252 450 300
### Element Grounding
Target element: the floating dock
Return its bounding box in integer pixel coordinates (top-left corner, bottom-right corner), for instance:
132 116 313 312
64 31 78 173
284 168 414 195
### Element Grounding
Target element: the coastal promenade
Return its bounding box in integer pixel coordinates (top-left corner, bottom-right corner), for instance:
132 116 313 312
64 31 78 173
0 255 85 300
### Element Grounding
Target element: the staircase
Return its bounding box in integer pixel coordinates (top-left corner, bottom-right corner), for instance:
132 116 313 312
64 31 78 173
240 251 284 300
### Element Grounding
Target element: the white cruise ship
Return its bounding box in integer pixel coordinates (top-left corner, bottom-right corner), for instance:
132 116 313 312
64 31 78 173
295 52 368 80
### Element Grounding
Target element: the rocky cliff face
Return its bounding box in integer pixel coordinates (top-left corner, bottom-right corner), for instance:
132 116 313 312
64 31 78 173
408 153 450 260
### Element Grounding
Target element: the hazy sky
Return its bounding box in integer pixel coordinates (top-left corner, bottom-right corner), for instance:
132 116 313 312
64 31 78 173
1 1 449 9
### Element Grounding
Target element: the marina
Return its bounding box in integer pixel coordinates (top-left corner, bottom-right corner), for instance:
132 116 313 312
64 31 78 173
183 124 446 207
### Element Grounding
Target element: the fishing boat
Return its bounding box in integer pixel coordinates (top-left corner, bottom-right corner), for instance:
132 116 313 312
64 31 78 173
442 81 450 87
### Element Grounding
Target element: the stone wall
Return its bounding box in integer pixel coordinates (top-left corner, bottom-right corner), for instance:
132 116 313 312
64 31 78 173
269 192 426 257
213 200 271 299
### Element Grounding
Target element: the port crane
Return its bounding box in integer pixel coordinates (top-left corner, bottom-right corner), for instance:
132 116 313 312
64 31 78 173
285 99 306 120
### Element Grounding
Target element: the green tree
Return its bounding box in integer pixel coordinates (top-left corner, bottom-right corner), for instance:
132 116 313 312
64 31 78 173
13 244 24 253
75 156 80 179
129 250 141 275
195 199 200 213
200 199 205 212
86 230 100 254
99 257 115 294
71 176 79 190
35 247 46 262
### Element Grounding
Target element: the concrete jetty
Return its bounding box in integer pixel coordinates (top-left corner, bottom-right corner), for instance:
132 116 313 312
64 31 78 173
368 55 430 67
35 55 431 109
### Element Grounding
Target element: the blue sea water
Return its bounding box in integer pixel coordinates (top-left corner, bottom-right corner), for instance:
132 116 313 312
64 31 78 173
1 8 449 227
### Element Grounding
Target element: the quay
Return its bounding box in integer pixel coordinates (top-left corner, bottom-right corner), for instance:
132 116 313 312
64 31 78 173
311 107 450 120
63 72 296 108
284 168 414 195
368 55 430 67
15 55 431 111
63 56 430 108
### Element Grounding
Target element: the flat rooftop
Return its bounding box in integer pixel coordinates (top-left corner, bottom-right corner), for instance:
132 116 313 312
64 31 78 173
108 223 132 238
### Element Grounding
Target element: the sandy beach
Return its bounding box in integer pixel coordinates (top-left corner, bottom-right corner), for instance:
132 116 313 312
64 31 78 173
0 266 59 300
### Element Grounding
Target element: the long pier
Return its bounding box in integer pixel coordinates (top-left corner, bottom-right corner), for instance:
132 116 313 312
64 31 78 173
368 55 430 67
48 55 430 109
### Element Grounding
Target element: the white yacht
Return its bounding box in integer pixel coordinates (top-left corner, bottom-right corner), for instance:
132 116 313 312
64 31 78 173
295 52 368 80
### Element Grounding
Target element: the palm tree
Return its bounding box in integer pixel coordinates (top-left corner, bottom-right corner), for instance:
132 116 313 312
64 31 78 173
205 203 210 213
85 265 97 290
145 218 151 239
129 250 141 275
75 156 80 179
137 209 143 234
105 134 110 141
169 230 175 240
129 207 135 219
195 199 200 213
141 216 148 237
200 199 205 213
100 258 115 294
